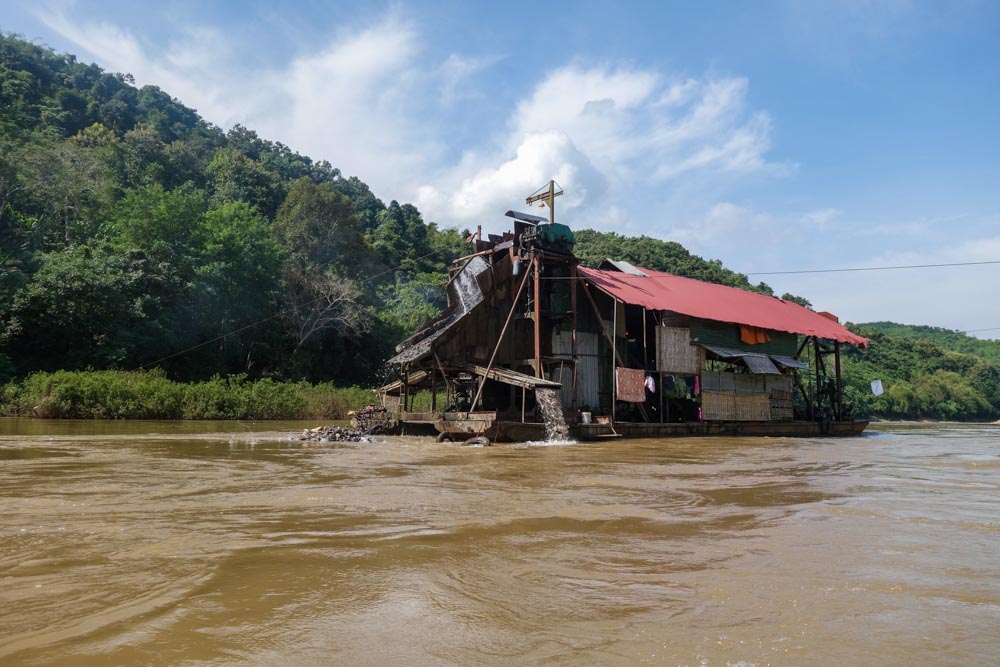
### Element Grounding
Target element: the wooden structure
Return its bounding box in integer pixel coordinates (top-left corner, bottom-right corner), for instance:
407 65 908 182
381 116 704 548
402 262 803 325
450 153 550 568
379 183 869 442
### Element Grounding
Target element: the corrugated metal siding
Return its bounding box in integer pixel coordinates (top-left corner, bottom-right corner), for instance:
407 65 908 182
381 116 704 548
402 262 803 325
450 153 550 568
690 318 798 356
551 330 600 409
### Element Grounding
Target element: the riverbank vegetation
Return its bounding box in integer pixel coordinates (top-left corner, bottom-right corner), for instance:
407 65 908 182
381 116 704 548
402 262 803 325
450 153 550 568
2 34 999 421
0 370 382 420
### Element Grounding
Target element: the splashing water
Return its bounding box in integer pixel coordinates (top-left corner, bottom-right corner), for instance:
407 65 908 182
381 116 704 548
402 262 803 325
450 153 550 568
535 388 573 442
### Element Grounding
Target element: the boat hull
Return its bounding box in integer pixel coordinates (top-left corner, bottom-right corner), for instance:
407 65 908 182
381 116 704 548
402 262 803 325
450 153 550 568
393 413 870 443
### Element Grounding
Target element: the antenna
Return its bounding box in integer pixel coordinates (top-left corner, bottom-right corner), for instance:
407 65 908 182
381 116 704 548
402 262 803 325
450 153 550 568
525 180 564 224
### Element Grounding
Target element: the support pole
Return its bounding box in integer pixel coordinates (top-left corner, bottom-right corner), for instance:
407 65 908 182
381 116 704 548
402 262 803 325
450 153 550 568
659 371 665 423
432 351 451 414
403 367 410 414
534 253 542 378
571 262 578 411
834 341 843 420
642 307 648 370
580 281 625 367
814 337 822 421
612 296 618 422
580 280 626 421
470 269 533 411
431 364 436 412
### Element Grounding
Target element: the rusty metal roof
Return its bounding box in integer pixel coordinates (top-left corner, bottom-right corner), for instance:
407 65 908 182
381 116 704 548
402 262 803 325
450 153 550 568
580 265 868 347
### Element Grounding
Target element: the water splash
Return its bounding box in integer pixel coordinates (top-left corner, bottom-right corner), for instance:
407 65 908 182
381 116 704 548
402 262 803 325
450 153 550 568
535 388 574 442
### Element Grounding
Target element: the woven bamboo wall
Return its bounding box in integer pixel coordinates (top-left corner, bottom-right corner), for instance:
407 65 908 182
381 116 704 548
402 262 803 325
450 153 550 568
702 390 771 421
735 393 771 421
701 390 736 421
657 326 704 374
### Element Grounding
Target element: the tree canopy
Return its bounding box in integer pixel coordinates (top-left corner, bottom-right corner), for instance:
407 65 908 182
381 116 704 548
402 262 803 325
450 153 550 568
2 32 999 420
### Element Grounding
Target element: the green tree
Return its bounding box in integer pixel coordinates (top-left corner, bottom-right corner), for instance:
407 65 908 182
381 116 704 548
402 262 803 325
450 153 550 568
2 243 162 370
206 146 282 217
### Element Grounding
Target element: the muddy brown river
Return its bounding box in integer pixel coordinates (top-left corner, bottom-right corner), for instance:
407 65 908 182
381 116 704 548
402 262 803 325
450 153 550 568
1 419 998 665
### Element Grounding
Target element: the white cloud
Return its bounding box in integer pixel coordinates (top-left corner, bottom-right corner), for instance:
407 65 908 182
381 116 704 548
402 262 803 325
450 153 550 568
421 65 782 231
38 8 781 235
39 9 444 195
803 208 843 227
418 131 606 224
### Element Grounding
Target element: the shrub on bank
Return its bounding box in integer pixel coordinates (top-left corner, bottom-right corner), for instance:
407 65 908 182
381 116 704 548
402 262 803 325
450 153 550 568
0 370 379 420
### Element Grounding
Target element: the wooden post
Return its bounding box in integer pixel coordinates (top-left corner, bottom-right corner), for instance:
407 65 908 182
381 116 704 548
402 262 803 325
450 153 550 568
403 367 410 414
431 364 436 412
470 269 532 410
534 253 542 378
612 295 618 422
571 262 578 411
659 371 665 423
834 341 843 420
642 307 648 369
580 281 625 367
814 337 822 421
521 387 526 423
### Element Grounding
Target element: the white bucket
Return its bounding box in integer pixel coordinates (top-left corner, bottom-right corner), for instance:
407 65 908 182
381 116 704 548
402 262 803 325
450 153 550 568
580 412 592 424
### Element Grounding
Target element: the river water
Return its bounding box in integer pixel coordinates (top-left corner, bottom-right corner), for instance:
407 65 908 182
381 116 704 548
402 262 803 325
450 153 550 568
1 419 998 666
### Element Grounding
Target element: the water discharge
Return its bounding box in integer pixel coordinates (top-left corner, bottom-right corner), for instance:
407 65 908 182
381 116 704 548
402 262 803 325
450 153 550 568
535 387 573 442
1 419 999 665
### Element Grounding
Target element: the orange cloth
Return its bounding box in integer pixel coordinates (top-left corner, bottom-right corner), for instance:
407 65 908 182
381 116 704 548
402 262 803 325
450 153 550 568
739 325 772 345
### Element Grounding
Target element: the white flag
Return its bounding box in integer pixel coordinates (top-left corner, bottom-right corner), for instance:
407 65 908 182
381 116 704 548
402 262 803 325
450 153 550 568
871 379 884 396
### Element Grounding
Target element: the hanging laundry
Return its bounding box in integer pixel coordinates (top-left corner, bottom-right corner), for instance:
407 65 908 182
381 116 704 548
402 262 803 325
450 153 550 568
740 325 772 345
616 368 646 403
694 374 701 396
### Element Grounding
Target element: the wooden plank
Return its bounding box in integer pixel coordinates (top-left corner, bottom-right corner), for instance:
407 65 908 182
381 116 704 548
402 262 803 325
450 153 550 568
466 364 561 389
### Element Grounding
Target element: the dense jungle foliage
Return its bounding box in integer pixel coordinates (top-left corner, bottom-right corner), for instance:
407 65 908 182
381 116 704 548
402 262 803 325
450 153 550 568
1 34 997 420
841 323 1000 421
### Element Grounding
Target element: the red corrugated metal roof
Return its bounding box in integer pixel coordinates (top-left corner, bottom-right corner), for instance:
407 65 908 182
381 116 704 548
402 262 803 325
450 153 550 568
578 266 868 347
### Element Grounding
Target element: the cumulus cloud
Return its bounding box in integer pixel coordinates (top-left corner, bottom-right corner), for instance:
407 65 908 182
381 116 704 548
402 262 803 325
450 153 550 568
423 65 782 230
39 9 783 234
39 9 444 195
417 131 606 224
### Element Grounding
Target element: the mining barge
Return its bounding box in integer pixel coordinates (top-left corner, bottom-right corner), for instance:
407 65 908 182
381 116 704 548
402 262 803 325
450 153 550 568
379 182 869 443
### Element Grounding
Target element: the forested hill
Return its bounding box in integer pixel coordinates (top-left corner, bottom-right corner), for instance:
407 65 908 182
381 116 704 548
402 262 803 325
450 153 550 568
857 322 1000 366
840 323 1000 421
4 34 998 421
0 33 764 386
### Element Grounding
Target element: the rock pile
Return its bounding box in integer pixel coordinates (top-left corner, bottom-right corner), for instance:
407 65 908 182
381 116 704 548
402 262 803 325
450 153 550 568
299 425 370 443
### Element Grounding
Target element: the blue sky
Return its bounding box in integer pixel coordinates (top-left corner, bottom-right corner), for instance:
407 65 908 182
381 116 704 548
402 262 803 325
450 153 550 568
3 1 999 334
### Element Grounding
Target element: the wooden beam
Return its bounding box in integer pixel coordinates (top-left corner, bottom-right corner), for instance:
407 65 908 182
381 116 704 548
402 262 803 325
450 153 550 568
470 269 533 410
571 262 578 412
533 253 542 378
580 280 625 367
834 341 843 420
